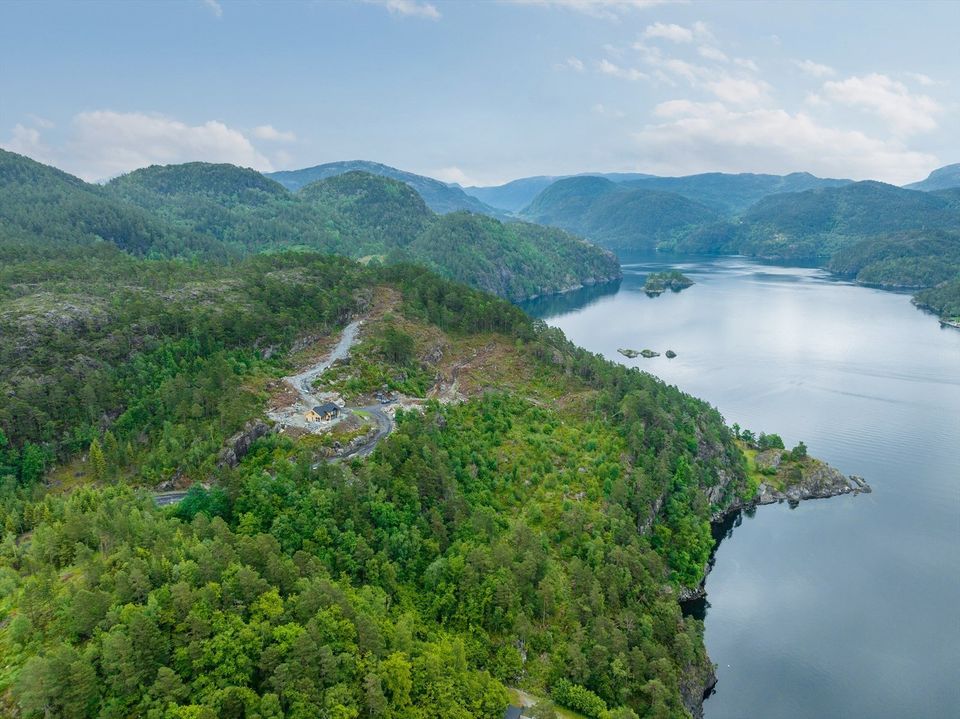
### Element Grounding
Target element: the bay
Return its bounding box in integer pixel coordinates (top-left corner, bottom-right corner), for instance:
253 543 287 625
522 255 960 719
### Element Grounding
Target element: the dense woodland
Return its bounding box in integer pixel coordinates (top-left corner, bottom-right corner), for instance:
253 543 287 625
1 221 749 718
0 150 619 302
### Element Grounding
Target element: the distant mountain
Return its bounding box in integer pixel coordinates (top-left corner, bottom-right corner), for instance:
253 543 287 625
624 172 851 215
103 163 619 300
462 176 558 213
905 163 960 191
521 176 720 251
0 149 223 258
463 172 656 213
267 160 505 218
465 170 846 215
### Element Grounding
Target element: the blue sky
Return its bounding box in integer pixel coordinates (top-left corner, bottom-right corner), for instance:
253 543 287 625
1 0 956 185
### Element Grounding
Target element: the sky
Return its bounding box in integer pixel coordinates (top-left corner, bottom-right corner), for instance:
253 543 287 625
1 0 957 186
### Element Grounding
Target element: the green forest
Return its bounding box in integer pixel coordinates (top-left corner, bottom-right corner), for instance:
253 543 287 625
1 214 752 719
0 150 620 302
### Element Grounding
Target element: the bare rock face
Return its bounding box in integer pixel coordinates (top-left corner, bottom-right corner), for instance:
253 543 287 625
422 344 444 365
218 420 273 468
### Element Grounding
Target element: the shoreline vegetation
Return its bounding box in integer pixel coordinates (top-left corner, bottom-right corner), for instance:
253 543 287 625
643 271 695 297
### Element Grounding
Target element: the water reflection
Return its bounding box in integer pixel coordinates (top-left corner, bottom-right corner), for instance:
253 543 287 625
528 254 960 719
518 277 621 316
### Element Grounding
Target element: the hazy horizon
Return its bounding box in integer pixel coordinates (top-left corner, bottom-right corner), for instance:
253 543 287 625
2 0 957 185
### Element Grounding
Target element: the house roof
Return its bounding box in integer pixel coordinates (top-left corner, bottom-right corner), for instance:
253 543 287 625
312 402 339 414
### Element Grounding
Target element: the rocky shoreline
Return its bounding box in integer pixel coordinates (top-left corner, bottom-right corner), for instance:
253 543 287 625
679 449 871 717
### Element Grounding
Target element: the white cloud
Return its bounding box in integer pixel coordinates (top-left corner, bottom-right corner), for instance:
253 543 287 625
698 45 728 62
598 58 648 81
65 111 273 180
625 42 768 103
642 20 712 43
905 72 939 87
703 76 769 104
795 59 835 78
823 73 940 135
202 0 223 18
252 124 296 142
733 57 759 73
556 56 585 72
431 166 483 186
367 0 441 20
2 123 51 161
505 0 675 20
643 22 693 42
635 100 937 184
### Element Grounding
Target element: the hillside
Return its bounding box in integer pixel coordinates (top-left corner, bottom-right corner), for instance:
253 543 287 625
624 172 851 215
734 181 960 260
0 243 754 718
267 160 505 217
464 172 657 213
522 176 720 251
904 163 960 191
826 230 960 289
106 163 620 301
0 149 226 259
402 211 621 300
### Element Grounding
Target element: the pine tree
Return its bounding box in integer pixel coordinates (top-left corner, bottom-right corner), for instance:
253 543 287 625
89 438 106 481
103 431 120 476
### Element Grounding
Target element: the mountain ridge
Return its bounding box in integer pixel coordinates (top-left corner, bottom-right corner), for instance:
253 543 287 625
267 159 506 218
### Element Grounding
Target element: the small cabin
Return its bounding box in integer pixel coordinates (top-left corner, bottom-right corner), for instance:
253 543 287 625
305 402 339 423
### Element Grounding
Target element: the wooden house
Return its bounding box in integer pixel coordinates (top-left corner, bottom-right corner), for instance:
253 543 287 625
305 402 339 422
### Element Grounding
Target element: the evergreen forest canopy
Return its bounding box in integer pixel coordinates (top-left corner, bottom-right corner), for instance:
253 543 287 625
0 231 756 718
0 150 619 302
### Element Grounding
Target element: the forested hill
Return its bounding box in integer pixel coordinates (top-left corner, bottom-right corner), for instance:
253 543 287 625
267 159 505 218
622 171 851 215
0 240 754 718
904 162 960 191
521 176 720 251
107 163 621 301
0 150 620 302
0 149 225 259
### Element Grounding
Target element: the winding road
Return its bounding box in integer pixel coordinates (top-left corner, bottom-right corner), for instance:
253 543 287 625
156 319 394 505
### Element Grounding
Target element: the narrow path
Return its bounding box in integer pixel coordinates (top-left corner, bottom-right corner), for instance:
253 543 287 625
156 319 392 505
286 320 362 406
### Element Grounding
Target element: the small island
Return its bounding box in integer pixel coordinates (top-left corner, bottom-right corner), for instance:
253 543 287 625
618 348 660 359
644 270 694 296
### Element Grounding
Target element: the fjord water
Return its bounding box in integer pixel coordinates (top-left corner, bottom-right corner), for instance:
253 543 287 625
522 256 960 719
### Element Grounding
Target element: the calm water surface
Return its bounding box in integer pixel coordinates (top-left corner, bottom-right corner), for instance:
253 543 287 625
522 255 960 719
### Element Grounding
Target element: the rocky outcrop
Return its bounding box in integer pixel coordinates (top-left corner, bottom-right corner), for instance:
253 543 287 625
716 452 871 521
680 662 717 719
217 420 274 468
